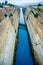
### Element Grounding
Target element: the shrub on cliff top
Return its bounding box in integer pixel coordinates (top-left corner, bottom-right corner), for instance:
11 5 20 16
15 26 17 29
9 13 13 17
34 13 38 18
37 7 41 11
22 8 26 14
0 19 2 22
4 14 7 17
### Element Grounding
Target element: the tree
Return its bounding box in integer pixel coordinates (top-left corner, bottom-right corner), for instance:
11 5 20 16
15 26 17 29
0 2 3 8
0 2 1 6
0 2 1 7
5 1 8 5
2 2 4 6
38 3 41 6
8 3 14 7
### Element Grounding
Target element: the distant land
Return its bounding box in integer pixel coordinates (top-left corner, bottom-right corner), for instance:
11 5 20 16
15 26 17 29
0 1 43 8
14 1 43 8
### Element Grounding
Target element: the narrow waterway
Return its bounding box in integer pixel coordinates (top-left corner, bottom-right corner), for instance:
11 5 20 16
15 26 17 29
15 8 34 65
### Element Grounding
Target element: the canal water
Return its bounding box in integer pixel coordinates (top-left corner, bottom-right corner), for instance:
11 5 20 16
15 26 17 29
15 8 34 65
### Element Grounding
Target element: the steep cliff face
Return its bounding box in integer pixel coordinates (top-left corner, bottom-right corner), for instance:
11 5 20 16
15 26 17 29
0 7 20 65
24 6 43 65
0 17 14 64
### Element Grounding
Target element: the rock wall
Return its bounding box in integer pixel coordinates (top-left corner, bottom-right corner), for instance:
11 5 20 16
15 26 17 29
24 7 43 65
0 10 19 65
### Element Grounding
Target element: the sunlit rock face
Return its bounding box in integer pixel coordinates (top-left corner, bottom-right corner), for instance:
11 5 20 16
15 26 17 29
0 6 20 65
0 17 14 64
0 8 6 20
25 6 43 40
4 7 20 34
24 6 43 65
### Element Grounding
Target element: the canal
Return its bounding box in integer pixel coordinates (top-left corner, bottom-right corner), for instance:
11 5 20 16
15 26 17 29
15 8 34 65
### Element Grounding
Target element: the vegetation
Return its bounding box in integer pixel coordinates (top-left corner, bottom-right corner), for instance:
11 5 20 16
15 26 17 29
27 16 28 20
8 3 14 7
37 7 41 11
0 3 1 5
0 1 8 8
30 10 34 14
38 3 41 6
22 8 26 14
34 13 38 18
0 3 3 8
9 13 13 17
30 10 38 18
4 14 7 17
0 19 2 22
2 2 4 6
0 5 3 8
0 1 14 8
13 10 15 13
5 1 8 5
13 9 16 13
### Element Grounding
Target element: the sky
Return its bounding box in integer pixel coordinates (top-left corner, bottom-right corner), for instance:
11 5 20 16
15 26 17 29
0 0 43 5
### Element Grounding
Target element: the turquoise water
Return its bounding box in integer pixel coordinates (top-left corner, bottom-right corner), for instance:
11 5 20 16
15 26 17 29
16 25 34 65
15 8 34 65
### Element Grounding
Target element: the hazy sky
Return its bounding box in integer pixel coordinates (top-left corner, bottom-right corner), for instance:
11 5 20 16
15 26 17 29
0 0 43 5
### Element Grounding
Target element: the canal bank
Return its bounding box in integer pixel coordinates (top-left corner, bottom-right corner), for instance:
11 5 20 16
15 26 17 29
24 7 43 65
